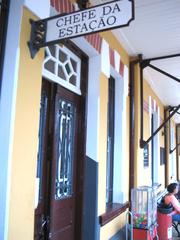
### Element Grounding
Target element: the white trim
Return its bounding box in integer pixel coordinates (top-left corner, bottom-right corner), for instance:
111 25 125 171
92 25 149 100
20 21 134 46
42 69 81 95
111 65 129 203
149 96 152 133
101 39 110 78
86 55 101 162
114 50 120 74
152 111 159 184
153 99 156 112
0 0 23 238
170 127 176 179
124 65 129 97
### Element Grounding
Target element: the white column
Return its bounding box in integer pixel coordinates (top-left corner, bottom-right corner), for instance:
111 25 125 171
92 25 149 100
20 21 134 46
101 39 110 78
0 0 23 239
113 65 129 203
86 55 101 162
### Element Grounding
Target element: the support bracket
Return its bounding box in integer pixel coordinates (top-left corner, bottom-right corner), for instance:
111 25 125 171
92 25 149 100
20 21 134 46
27 19 46 59
140 105 180 148
138 52 180 148
170 143 180 154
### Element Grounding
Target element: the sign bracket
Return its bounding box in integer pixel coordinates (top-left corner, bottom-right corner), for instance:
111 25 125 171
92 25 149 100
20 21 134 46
28 19 47 59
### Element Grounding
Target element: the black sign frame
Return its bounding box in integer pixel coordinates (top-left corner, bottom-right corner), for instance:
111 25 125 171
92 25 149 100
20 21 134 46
28 0 134 58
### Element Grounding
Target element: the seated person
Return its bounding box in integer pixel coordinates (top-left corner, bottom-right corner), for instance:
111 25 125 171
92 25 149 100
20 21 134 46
164 182 180 222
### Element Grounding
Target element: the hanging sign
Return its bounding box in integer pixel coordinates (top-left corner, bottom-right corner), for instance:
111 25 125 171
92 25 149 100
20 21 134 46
28 0 134 58
46 0 134 42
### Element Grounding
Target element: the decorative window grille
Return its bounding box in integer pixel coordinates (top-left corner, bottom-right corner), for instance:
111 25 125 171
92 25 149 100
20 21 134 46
55 99 75 199
43 45 81 95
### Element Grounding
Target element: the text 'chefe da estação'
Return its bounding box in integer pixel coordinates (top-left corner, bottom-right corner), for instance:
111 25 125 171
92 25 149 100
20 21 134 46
45 0 134 42
56 4 121 38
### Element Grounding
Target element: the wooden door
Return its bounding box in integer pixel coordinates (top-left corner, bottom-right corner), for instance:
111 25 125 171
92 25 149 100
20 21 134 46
34 41 88 240
34 82 85 240
49 85 82 239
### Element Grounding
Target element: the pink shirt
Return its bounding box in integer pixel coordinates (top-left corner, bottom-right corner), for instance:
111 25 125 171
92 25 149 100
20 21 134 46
164 194 180 213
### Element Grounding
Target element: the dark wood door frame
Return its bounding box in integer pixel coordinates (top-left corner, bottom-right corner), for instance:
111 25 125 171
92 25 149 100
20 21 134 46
49 41 88 240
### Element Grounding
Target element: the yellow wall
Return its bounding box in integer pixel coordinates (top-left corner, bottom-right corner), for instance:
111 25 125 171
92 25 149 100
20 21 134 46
100 213 127 240
8 8 43 240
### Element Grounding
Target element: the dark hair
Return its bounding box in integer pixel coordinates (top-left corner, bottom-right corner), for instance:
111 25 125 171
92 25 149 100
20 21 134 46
167 183 178 193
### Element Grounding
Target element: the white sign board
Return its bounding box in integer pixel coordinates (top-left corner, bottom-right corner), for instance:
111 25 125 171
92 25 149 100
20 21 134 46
46 0 134 43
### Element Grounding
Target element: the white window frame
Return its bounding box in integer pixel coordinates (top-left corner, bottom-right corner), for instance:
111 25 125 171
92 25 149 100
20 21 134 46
42 44 81 95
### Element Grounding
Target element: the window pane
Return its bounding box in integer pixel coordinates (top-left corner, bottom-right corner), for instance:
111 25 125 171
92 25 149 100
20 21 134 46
44 60 55 73
69 75 77 86
58 65 66 80
65 63 71 75
49 45 56 57
70 58 77 72
59 49 67 63
55 99 75 199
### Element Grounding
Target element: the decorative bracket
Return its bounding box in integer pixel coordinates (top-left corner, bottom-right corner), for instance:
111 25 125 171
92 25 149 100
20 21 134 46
27 19 47 59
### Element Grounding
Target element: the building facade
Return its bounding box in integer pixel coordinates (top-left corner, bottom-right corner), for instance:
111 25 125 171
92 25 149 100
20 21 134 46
0 1 180 240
